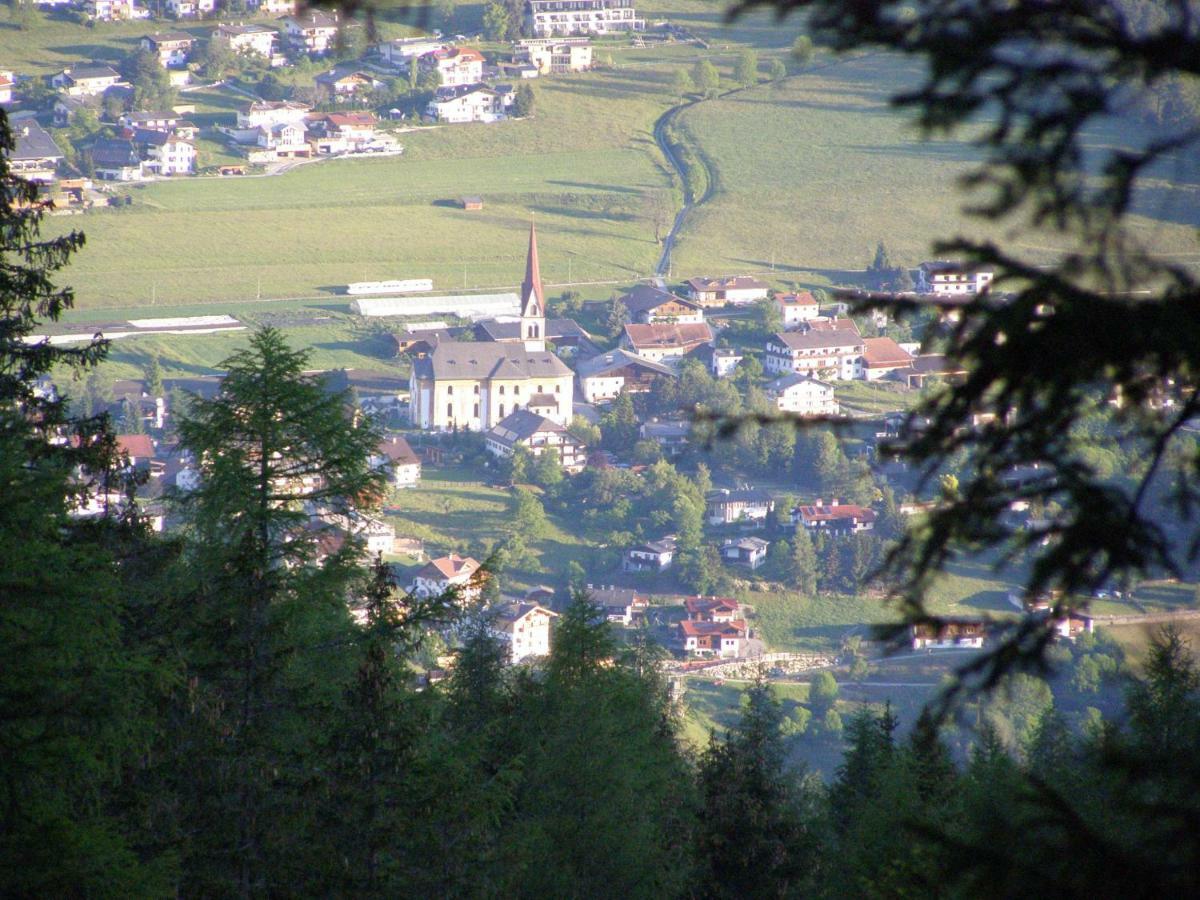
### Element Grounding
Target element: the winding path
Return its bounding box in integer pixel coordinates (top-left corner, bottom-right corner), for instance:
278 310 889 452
652 99 715 279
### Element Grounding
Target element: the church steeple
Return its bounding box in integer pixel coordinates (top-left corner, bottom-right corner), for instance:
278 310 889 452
519 220 546 350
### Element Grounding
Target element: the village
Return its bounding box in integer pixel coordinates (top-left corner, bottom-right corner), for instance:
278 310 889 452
2 0 643 196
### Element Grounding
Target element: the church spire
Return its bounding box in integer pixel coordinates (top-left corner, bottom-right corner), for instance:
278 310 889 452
521 219 545 316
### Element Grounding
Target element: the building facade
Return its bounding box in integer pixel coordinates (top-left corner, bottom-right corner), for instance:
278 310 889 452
525 0 644 37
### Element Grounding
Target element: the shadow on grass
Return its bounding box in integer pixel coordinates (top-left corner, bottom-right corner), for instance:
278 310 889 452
529 204 637 223
548 179 644 195
51 42 133 63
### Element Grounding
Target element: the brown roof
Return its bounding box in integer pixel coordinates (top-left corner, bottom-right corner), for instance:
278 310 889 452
377 435 419 465
797 503 876 524
623 322 713 350
415 553 480 581
776 290 819 307
116 434 155 460
805 317 861 335
521 220 545 312
680 619 747 638
862 336 914 368
685 275 768 292
684 595 740 616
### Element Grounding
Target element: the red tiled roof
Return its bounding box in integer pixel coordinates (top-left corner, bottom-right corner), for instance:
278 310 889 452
862 336 914 368
680 619 747 638
623 322 713 349
377 435 419 464
797 503 876 524
416 553 480 581
776 290 819 307
684 595 740 616
116 434 155 459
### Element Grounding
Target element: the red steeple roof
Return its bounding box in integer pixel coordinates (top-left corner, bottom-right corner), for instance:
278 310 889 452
521 220 545 315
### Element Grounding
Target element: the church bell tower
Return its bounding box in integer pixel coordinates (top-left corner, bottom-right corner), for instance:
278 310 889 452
519 220 547 352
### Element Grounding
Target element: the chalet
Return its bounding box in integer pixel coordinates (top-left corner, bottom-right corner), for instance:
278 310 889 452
516 37 593 73
763 321 865 380
685 595 741 622
525 0 645 37
776 290 820 327
140 32 194 67
284 9 340 55
53 65 123 97
620 322 713 366
11 122 63 183
685 275 769 307
622 535 677 572
862 336 915 381
420 46 486 86
214 23 279 58
485 409 588 473
426 83 502 123
721 536 769 569
638 419 689 456
910 618 987 650
619 284 704 324
371 435 422 487
706 488 774 526
493 602 557 663
576 348 674 403
89 138 146 181
409 553 483 601
917 261 994 296
586 585 648 626
679 619 749 657
164 0 215 18
315 67 384 97
792 499 876 535
764 373 839 416
237 99 311 130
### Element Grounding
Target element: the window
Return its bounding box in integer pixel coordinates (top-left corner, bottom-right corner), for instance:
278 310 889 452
556 384 561 393
514 385 521 395
447 385 454 396
499 404 505 418
473 403 479 417
499 385 506 395
446 403 453 418
474 384 480 395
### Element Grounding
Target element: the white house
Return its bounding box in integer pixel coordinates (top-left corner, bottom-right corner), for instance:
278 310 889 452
284 9 340 55
792 499 877 535
420 46 485 86
620 322 713 366
764 373 839 416
380 37 445 65
575 348 675 403
164 0 214 19
143 134 196 175
516 37 593 74
214 23 278 58
619 284 704 324
721 536 769 570
372 435 422 488
917 261 994 296
426 83 501 123
237 100 311 130
679 619 749 657
763 319 865 380
776 290 820 327
53 65 124 97
685 275 769 306
706 489 774 526
910 619 986 650
408 553 483 601
493 602 557 663
485 408 588 473
525 0 645 37
623 535 677 572
140 32 194 67
862 336 915 381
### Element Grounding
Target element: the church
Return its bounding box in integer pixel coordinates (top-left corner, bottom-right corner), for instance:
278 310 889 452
409 223 576 432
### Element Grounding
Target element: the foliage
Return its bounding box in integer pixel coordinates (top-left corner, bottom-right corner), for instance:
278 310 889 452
514 82 535 118
734 48 759 87
693 59 720 98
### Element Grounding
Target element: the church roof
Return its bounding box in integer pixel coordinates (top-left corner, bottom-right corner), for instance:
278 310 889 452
412 342 572 380
521 221 545 315
474 317 590 343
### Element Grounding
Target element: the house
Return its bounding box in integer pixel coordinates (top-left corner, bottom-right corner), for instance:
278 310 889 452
253 0 295 13
236 99 311 130
576 348 674 403
461 195 483 210
82 0 134 20
620 322 714 366
372 435 422 487
516 37 593 74
679 619 749 657
485 409 588 473
426 83 502 123
53 65 124 97
708 347 743 378
623 535 677 572
792 499 876 535
638 419 689 456
284 9 340 55
351 514 396 557
0 71 12 105
381 37 446 66
315 67 384 97
862 336 915 381
903 353 968 388
586 585 648 626
776 290 820 327
52 95 90 127
764 373 839 416
89 138 146 181
214 23 279 58
910 618 986 650
420 46 485 86
721 536 769 569
763 321 865 380
917 261 994 296
494 602 557 663
685 595 741 622
11 122 63 183
706 488 774 526
140 32 194 67
256 121 310 156
312 111 383 152
525 0 645 37
684 275 769 306
165 0 215 18
408 553 483 601
115 434 156 468
619 284 704 324
139 131 196 175
410 342 574 431
119 110 178 132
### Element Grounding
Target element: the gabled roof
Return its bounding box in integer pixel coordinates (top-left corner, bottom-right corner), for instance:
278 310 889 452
576 348 675 379
376 435 419 465
684 595 739 616
116 434 155 459
685 275 768 292
413 342 573 381
769 329 864 352
494 601 557 627
723 536 769 552
863 336 914 368
432 82 495 102
707 488 772 506
414 553 480 582
796 502 876 524
619 284 700 316
66 64 121 82
680 619 747 638
622 322 713 350
217 22 276 36
144 30 193 44
776 290 819 307
323 111 377 127
765 372 833 394
12 122 63 162
288 8 338 27
805 317 861 335
486 408 567 444
89 138 140 167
